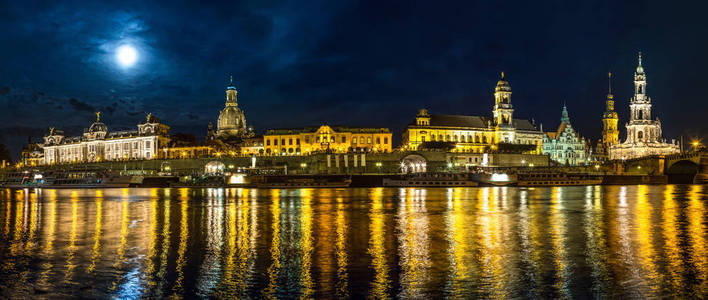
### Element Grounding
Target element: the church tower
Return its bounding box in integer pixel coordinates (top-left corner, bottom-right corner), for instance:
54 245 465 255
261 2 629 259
493 72 514 128
601 72 619 148
216 76 250 139
624 52 661 144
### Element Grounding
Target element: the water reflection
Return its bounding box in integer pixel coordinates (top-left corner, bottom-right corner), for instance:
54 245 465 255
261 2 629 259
0 186 706 298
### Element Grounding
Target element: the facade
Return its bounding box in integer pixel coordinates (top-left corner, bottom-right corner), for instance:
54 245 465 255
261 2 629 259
402 73 543 154
610 53 679 160
240 136 264 156
216 77 254 140
543 105 588 165
43 113 170 165
21 141 44 166
595 73 620 159
263 125 392 156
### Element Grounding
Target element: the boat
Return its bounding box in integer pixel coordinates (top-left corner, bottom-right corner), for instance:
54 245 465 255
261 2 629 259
0 170 44 188
517 172 602 187
469 171 518 186
42 170 132 188
251 175 352 188
382 173 478 187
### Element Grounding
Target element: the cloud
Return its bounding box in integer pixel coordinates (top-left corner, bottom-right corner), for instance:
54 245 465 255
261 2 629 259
68 98 95 112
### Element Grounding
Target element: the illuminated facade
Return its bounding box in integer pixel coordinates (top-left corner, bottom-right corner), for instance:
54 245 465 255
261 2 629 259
610 53 679 159
263 125 392 156
216 77 254 140
596 73 619 159
402 73 543 153
542 105 588 165
43 113 170 164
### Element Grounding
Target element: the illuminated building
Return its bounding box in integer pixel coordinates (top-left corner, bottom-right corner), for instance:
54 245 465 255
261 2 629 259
610 53 679 159
21 141 44 166
42 113 170 164
595 72 619 159
163 146 216 159
402 73 543 154
263 125 392 156
542 104 589 165
216 76 254 140
240 136 264 156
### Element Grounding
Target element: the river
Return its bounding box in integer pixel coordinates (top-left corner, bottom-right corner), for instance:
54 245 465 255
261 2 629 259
0 186 706 298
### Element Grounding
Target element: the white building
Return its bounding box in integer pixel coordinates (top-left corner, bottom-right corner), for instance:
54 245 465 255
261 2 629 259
610 53 679 160
543 104 588 165
43 113 170 165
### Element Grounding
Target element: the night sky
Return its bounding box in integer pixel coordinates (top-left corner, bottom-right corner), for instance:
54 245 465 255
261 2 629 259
2 0 707 157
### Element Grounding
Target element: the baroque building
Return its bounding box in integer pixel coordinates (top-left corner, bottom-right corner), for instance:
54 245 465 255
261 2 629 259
543 104 588 165
595 72 619 159
402 73 543 153
610 53 679 159
216 77 254 141
43 113 170 164
263 125 392 156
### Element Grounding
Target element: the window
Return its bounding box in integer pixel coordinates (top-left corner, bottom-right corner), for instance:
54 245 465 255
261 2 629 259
367 137 372 144
296 138 300 145
267 139 271 146
384 137 388 144
342 136 346 143
281 139 285 145
134 142 138 149
330 137 335 142
289 138 293 145
376 137 381 144
145 141 151 149
352 137 357 144
274 139 278 146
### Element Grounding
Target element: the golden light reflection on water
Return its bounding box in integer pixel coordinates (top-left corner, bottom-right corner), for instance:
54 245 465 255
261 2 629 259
263 189 281 299
0 186 706 298
368 187 389 299
688 185 707 292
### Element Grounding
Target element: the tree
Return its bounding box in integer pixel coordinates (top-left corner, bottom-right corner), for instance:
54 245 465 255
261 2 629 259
0 143 12 165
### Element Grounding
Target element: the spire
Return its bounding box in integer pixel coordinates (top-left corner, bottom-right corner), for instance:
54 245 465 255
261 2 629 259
636 51 644 74
561 102 570 124
608 72 612 94
500 71 504 79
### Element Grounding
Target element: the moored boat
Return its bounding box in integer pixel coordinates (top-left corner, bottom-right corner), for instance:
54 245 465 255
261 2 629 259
517 172 602 187
382 173 478 187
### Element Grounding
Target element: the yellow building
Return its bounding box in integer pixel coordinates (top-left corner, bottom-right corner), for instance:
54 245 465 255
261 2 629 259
402 73 543 154
596 72 619 159
263 125 392 156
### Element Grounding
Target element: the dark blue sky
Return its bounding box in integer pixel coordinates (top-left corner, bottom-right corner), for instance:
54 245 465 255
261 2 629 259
1 0 707 157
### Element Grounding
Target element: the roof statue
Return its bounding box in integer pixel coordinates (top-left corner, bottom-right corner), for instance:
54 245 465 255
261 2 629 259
96 111 101 122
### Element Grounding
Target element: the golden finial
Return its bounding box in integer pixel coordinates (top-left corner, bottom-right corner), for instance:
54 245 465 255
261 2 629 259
638 51 642 65
230 75 233 84
501 71 505 79
146 112 152 122
49 127 55 135
95 111 101 122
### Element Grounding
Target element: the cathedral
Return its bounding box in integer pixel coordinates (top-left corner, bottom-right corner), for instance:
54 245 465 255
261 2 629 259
609 53 679 160
543 104 589 165
213 76 254 142
402 73 543 153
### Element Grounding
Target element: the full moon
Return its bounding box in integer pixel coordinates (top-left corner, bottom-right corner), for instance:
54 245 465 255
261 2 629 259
116 45 138 67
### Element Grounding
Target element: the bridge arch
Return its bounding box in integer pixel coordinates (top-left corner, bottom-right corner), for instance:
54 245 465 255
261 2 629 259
666 160 699 184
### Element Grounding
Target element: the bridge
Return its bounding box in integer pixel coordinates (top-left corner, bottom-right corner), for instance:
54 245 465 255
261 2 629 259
663 150 708 184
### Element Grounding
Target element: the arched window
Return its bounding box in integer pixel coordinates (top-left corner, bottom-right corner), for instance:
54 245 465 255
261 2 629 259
637 131 643 141
639 85 643 94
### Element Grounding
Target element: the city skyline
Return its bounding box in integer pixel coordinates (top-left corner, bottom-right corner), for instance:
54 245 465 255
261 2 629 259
2 1 707 157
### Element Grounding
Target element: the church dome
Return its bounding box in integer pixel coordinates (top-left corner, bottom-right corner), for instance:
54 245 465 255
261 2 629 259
218 106 246 132
89 121 108 133
495 72 511 92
